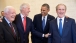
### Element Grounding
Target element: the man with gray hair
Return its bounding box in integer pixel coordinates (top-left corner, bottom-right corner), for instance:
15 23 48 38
0 6 20 43
48 4 76 43
14 3 37 43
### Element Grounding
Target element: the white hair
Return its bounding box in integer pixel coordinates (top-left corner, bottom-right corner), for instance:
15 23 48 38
4 6 14 13
20 3 29 11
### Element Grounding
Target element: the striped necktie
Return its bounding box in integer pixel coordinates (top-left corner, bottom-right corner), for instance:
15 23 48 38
9 23 16 38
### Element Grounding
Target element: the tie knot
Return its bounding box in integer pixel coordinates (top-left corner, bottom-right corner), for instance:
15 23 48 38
23 16 26 19
9 23 12 26
60 19 62 21
43 16 45 20
9 23 12 25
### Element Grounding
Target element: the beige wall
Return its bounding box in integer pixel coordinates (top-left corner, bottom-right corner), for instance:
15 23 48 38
0 0 6 12
0 0 76 21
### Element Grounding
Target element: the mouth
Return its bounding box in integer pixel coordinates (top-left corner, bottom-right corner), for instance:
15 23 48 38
11 16 15 19
59 12 64 14
41 12 45 14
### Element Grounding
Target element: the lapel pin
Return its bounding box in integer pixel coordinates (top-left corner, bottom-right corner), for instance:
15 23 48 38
66 20 68 22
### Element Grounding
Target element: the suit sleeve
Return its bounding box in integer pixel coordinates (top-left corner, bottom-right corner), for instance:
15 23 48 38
48 21 53 43
71 19 76 43
0 23 5 43
31 23 43 38
31 15 43 38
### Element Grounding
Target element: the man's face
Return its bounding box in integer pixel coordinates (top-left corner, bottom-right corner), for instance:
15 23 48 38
5 8 16 22
22 6 30 16
56 5 66 18
41 6 49 16
1 11 4 16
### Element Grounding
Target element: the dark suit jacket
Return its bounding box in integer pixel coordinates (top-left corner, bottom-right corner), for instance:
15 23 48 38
14 14 35 43
31 14 55 43
48 17 76 43
0 17 20 43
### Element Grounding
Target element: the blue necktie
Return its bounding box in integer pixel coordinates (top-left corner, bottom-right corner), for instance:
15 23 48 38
42 17 45 30
59 19 62 36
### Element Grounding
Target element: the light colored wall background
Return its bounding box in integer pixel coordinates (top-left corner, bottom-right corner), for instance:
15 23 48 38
0 0 76 20
0 0 76 43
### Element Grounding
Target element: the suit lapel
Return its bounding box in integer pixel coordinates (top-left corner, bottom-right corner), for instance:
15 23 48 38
39 14 43 31
54 19 60 35
2 18 15 38
62 17 68 36
18 14 24 31
44 15 50 31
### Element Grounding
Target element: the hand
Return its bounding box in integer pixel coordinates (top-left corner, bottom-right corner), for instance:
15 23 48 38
44 33 51 38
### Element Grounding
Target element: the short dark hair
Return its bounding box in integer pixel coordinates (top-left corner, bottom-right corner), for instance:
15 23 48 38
42 3 50 10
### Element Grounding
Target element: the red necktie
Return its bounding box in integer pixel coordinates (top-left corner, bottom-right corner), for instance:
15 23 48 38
23 17 26 31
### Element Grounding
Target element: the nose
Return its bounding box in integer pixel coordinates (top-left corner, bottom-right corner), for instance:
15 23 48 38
13 12 16 17
29 10 30 12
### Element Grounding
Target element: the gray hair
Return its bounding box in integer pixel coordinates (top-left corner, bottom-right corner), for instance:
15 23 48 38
56 4 67 10
4 6 14 13
20 3 29 11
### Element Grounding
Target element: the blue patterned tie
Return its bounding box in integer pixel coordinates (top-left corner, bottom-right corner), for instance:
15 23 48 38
59 19 62 36
42 17 45 30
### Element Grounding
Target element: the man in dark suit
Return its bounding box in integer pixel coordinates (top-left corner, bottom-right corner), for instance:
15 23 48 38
0 6 20 43
31 3 55 43
48 4 76 43
14 3 37 43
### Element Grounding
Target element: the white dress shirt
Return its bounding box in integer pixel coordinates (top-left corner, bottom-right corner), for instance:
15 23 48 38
20 13 25 22
42 15 48 25
57 17 65 29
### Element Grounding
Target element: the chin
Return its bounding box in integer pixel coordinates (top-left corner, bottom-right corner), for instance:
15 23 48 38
59 16 64 18
11 19 15 22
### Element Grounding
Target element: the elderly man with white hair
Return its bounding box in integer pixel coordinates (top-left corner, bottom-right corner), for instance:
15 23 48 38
0 6 20 43
0 3 39 43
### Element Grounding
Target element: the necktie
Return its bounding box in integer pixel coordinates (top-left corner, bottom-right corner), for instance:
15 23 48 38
23 17 26 31
9 23 16 38
59 19 62 36
42 17 45 30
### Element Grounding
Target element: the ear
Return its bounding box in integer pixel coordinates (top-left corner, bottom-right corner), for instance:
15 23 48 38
4 12 7 16
48 9 50 12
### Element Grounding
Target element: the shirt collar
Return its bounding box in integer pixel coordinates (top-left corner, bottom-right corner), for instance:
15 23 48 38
4 17 10 24
20 13 25 19
57 16 65 20
42 14 48 18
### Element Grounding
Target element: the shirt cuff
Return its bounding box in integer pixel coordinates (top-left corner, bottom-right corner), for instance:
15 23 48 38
42 34 44 37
